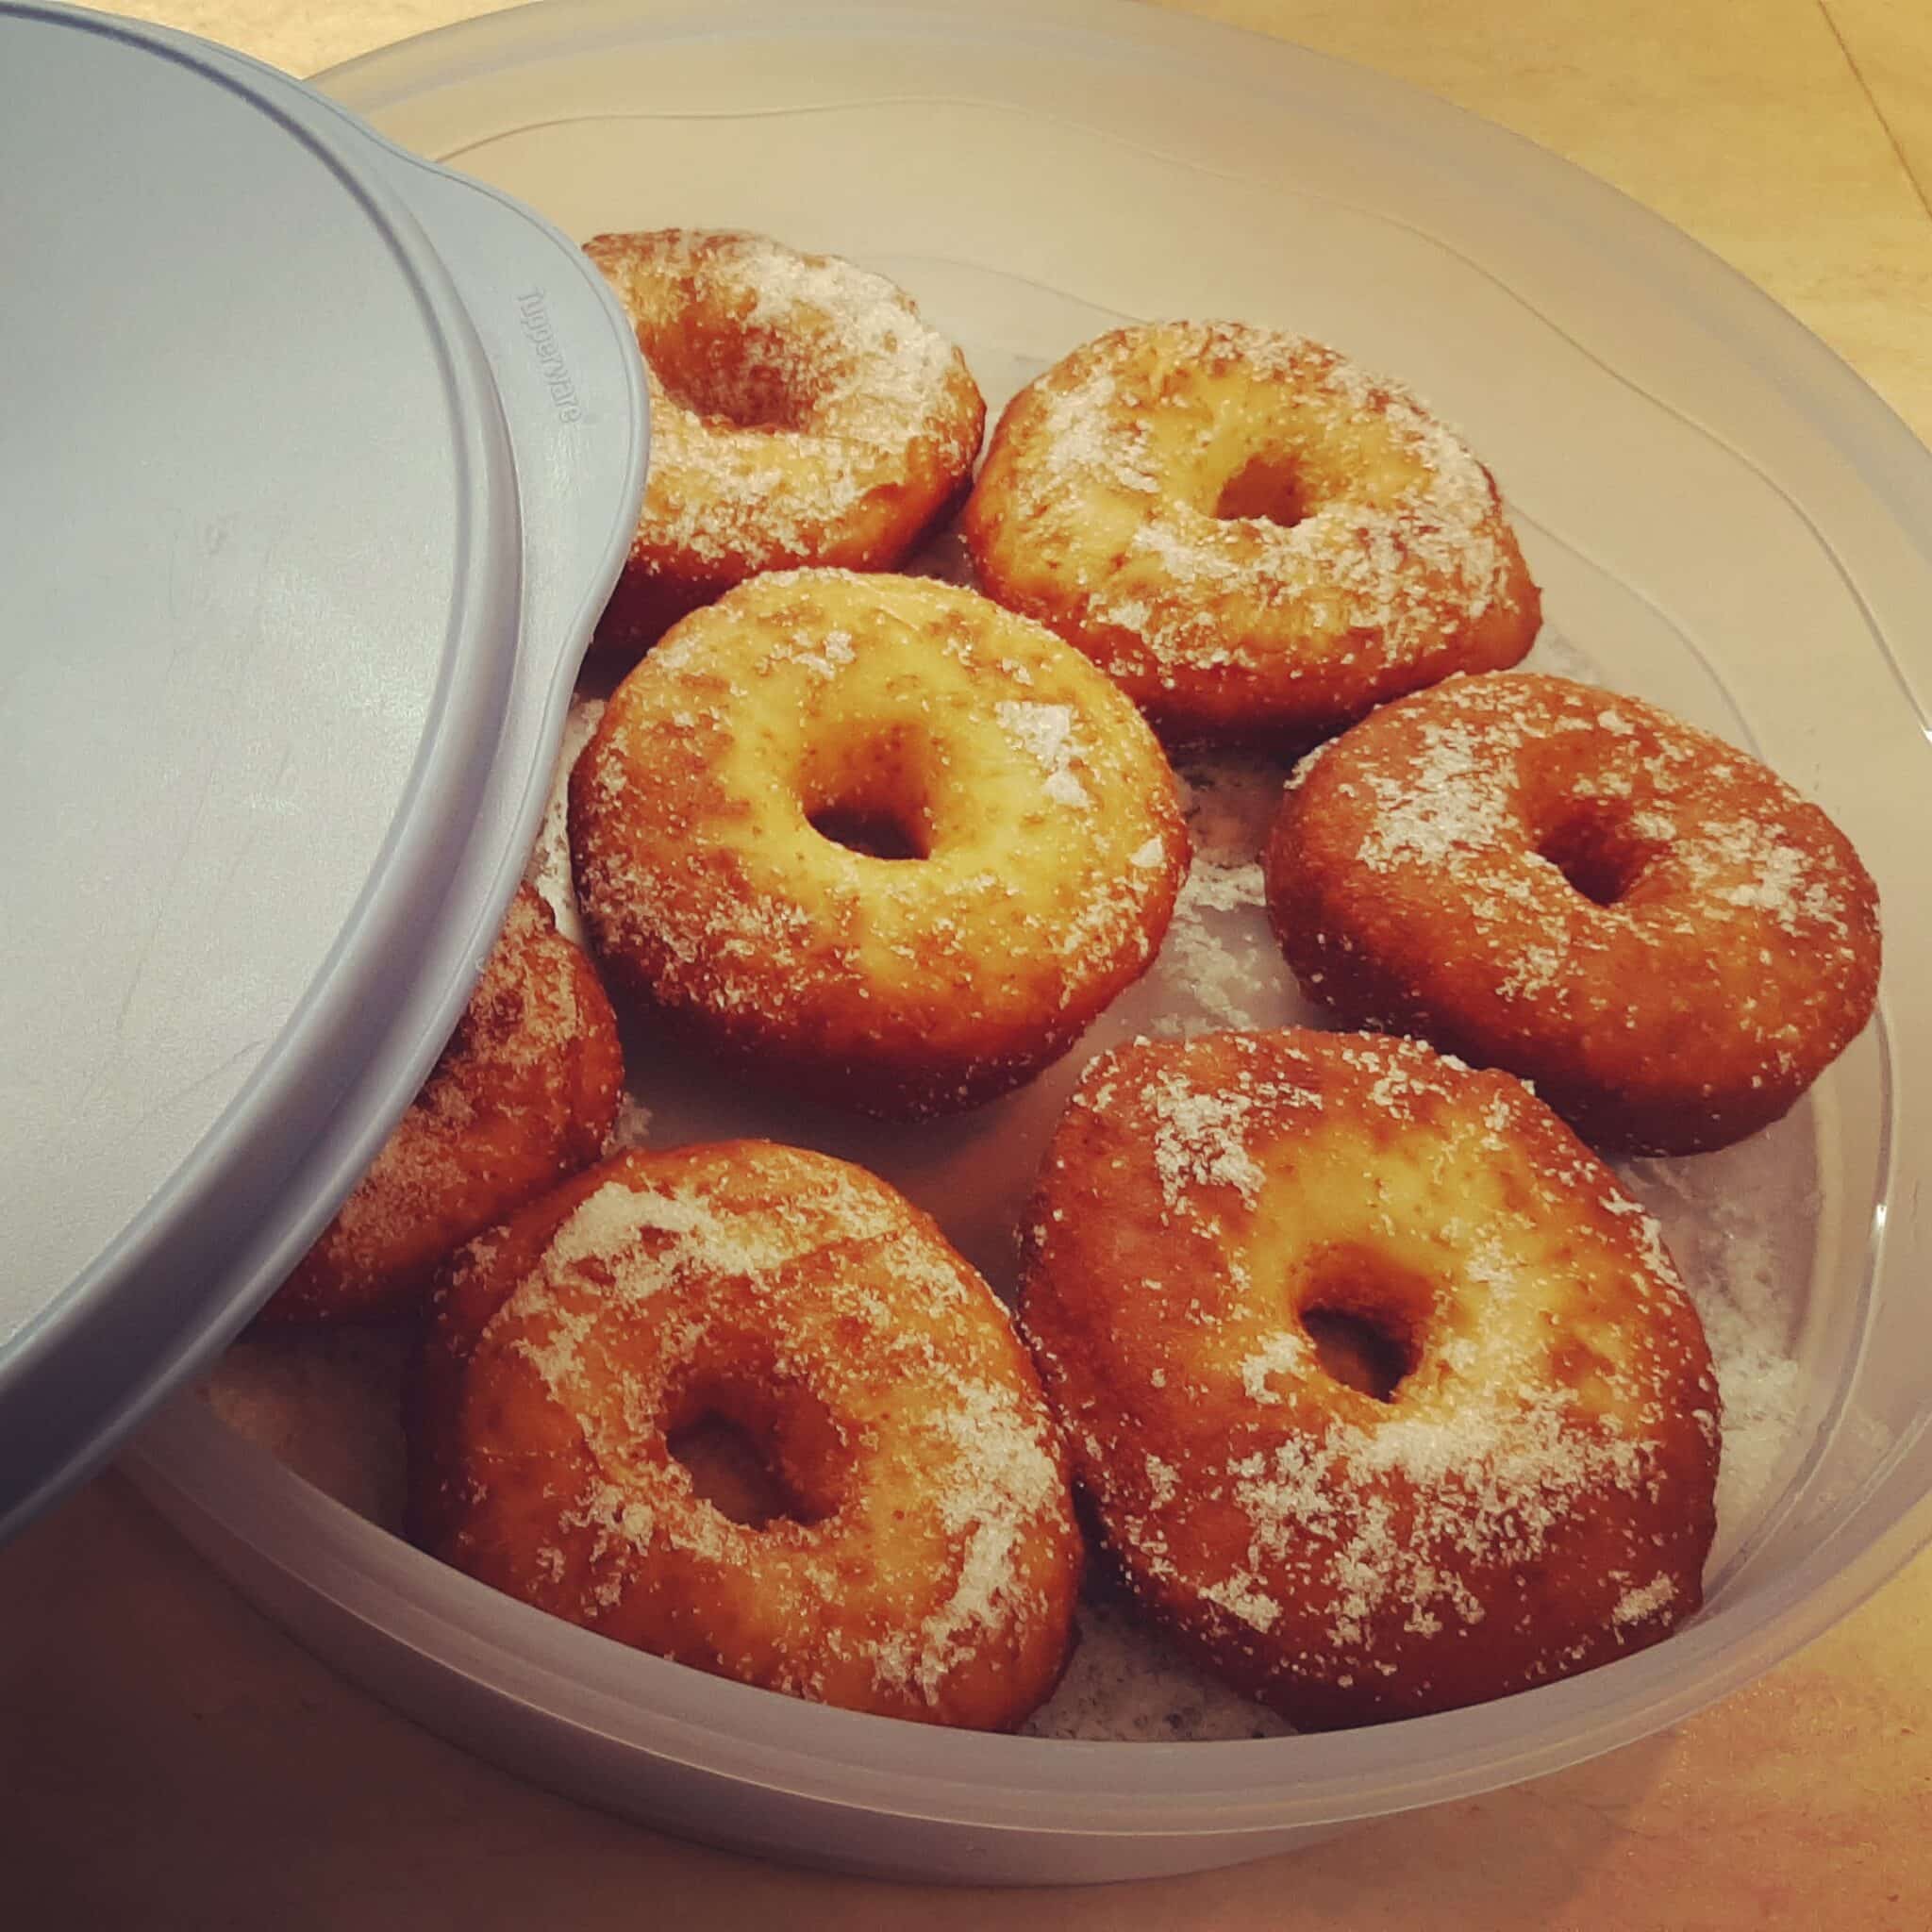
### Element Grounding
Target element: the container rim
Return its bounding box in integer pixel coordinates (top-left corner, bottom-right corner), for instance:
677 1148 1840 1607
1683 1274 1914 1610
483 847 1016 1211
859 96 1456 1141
130 1358 1932 1836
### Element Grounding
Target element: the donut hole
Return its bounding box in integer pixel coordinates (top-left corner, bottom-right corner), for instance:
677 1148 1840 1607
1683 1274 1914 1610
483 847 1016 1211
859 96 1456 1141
1301 1307 1417 1403
1214 451 1312 528
808 803 926 862
1537 804 1657 908
665 1374 841 1529
640 319 816 433
1295 1248 1431 1403
802 728 938 862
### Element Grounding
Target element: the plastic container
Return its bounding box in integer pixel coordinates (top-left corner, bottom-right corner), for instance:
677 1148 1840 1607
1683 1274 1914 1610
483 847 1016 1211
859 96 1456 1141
115 0 1932 1888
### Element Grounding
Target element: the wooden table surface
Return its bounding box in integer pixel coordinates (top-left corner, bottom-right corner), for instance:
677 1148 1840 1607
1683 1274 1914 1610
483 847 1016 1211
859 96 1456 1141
8 2 1932 1925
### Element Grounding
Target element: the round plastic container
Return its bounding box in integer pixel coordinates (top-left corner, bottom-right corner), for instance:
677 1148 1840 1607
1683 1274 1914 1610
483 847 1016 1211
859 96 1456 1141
123 0 1931 1888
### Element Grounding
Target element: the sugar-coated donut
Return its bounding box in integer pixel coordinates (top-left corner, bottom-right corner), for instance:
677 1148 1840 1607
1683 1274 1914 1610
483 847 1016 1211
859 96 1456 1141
1017 1029 1720 1731
963 322 1540 745
568 569 1190 1120
585 229 985 652
1266 673 1882 1154
261 886 625 1324
410 1141 1082 1730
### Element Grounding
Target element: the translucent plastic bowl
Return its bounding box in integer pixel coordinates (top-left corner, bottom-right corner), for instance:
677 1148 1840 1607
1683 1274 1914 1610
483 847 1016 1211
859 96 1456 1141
129 0 1932 1886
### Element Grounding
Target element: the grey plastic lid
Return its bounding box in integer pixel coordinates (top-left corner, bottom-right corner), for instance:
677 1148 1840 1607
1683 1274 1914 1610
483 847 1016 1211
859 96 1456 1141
0 1 648 1539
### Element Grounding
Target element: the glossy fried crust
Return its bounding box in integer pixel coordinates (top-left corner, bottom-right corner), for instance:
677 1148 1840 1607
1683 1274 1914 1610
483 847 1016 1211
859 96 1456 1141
585 229 985 653
410 1141 1082 1730
963 322 1540 745
568 569 1190 1120
260 887 624 1324
1017 1029 1721 1731
1266 673 1882 1154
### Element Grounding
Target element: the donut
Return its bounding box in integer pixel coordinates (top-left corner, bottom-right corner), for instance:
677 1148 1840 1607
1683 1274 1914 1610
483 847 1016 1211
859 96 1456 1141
1017 1028 1721 1731
1265 672 1881 1154
259 886 624 1324
962 321 1541 745
567 569 1190 1120
409 1141 1082 1730
584 229 985 651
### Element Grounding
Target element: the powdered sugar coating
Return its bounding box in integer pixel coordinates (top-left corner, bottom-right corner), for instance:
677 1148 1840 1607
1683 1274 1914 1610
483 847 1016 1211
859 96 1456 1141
412 1141 1081 1730
568 570 1189 1120
1267 672 1882 1152
964 322 1541 741
585 230 984 650
1019 1028 1720 1729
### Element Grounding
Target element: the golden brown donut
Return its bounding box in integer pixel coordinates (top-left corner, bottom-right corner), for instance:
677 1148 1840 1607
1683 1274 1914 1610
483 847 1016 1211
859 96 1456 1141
568 569 1189 1120
259 886 624 1324
585 229 985 651
1266 672 1882 1154
410 1141 1082 1730
963 321 1540 745
1017 1028 1721 1731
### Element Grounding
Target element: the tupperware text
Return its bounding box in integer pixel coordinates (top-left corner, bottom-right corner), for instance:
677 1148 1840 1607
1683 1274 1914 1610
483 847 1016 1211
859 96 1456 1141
518 290 581 422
